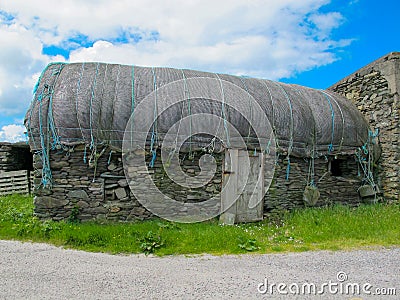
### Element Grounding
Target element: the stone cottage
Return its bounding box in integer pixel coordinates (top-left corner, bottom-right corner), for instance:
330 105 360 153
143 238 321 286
25 61 380 222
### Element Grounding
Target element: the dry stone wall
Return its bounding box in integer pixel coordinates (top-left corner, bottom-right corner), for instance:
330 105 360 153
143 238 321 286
265 155 363 214
329 52 400 201
33 146 365 221
33 147 223 221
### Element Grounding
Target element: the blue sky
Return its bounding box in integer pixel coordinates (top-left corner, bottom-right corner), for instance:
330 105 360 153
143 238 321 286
0 0 398 142
281 0 399 87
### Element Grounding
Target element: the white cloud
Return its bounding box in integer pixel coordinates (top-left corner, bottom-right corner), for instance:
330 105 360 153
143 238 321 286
0 0 353 130
308 12 344 38
0 124 27 143
0 18 64 116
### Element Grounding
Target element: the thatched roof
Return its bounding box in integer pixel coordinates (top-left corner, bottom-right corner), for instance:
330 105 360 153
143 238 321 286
25 62 373 157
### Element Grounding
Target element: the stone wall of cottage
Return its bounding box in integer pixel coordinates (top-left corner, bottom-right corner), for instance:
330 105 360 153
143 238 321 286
265 155 364 215
33 147 223 221
33 147 366 221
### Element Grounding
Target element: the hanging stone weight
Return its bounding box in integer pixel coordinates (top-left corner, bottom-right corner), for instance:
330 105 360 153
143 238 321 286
303 186 320 206
358 185 376 198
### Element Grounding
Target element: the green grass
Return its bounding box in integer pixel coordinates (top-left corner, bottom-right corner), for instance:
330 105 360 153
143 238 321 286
0 194 399 256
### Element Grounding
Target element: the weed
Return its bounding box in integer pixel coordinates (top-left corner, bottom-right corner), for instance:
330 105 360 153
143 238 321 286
65 234 86 246
238 237 260 252
157 221 180 230
41 220 61 238
68 205 80 224
138 231 165 255
15 218 39 237
86 232 109 246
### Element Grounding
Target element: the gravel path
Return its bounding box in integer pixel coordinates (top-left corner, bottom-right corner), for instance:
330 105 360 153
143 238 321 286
0 240 398 299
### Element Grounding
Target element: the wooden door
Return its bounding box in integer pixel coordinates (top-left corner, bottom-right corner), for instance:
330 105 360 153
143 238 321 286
219 149 264 224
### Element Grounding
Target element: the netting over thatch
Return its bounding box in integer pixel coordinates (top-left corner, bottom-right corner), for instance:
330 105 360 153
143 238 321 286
25 62 371 158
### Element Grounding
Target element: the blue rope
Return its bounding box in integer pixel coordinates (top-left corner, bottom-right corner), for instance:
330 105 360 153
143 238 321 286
89 63 100 149
261 80 278 154
83 145 87 164
275 83 293 181
217 75 230 147
239 76 253 144
181 70 193 156
362 144 368 155
37 85 52 187
108 150 113 165
47 64 64 150
108 65 121 144
265 138 271 155
75 63 86 141
131 66 135 113
277 84 294 155
130 66 135 147
369 129 379 140
34 63 66 188
149 149 157 168
321 91 335 152
32 62 61 95
149 68 158 167
285 157 291 181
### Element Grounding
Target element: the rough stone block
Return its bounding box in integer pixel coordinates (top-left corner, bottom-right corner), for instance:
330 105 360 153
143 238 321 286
39 196 69 209
115 187 127 199
68 190 89 200
118 178 128 187
76 200 90 208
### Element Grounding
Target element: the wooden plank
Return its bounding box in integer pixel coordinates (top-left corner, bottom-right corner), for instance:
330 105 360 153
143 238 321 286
0 187 29 192
0 170 28 178
0 177 28 183
0 170 30 196
0 182 28 189
219 149 239 225
235 151 264 223
0 182 29 187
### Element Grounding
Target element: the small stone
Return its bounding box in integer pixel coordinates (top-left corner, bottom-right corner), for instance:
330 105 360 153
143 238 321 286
51 161 69 169
118 179 128 187
109 206 121 213
89 206 108 214
38 196 69 209
187 194 201 200
108 163 117 171
104 183 119 189
115 187 127 199
76 200 89 208
206 186 214 192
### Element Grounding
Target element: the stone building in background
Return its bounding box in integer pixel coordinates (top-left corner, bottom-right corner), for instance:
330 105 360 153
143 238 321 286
0 142 33 195
330 52 399 201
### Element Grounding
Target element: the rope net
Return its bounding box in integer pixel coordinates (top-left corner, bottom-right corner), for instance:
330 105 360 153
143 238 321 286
25 62 374 186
